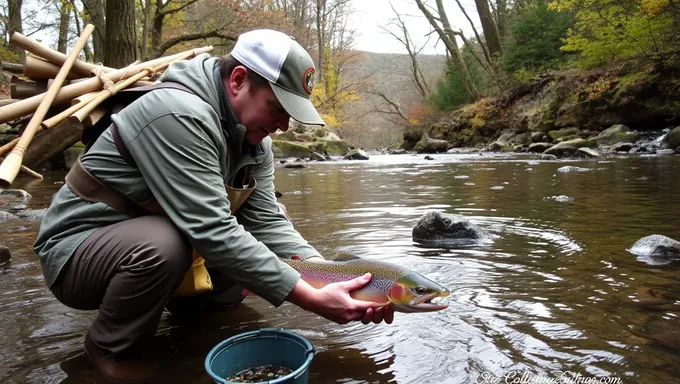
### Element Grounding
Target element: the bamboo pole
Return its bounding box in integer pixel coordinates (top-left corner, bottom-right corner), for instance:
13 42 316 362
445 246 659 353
0 46 213 124
0 91 98 159
0 24 95 187
70 51 195 125
10 31 114 77
41 91 99 130
24 56 82 80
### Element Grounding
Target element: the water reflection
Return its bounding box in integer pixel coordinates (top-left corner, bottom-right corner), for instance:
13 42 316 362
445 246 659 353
1 154 679 383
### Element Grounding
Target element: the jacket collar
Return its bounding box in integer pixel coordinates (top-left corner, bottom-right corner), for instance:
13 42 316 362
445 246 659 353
213 64 264 158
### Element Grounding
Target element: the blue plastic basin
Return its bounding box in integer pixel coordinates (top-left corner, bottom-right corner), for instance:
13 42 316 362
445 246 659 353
205 328 315 384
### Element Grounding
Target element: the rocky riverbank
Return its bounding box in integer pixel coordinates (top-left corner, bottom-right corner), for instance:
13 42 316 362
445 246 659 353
401 62 680 158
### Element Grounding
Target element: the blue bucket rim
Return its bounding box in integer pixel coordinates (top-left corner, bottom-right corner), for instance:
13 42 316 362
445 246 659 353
205 328 315 384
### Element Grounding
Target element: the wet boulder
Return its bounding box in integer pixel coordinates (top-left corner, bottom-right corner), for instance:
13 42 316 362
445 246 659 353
0 189 32 211
663 126 680 149
544 138 596 157
0 210 19 223
576 147 600 158
344 149 369 160
528 142 551 153
413 134 450 154
614 142 634 152
547 127 581 141
0 244 10 263
594 124 641 146
412 211 490 246
627 235 680 265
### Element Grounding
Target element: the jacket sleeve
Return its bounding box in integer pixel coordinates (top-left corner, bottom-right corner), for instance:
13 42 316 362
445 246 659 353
236 141 323 261
121 112 300 306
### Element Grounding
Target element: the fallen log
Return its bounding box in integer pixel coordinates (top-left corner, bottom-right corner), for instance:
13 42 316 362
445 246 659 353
22 119 82 170
10 78 48 99
1 61 24 74
0 46 213 124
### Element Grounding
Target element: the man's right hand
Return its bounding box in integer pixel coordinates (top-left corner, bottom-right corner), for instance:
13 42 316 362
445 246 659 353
286 273 393 325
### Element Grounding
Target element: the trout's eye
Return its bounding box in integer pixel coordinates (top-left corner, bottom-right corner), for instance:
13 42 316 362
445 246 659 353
415 286 429 295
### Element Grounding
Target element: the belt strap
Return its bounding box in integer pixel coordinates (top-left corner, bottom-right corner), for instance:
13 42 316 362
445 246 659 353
65 158 148 218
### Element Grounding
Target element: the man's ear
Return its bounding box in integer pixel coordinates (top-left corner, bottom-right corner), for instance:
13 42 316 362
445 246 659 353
227 66 248 95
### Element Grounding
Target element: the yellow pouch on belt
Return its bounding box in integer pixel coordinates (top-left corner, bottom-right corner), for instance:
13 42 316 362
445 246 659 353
175 251 213 296
174 180 257 297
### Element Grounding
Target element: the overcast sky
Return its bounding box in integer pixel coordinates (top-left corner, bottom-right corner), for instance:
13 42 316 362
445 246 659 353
23 0 481 56
348 0 481 55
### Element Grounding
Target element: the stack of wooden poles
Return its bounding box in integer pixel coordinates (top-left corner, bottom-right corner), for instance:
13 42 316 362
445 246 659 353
0 24 213 188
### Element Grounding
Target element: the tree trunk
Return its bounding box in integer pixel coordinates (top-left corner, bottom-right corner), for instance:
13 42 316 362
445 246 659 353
151 0 165 59
70 0 92 61
104 0 137 68
496 0 508 41
81 0 106 63
415 0 480 100
57 0 71 54
141 0 152 60
8 0 25 62
316 0 325 79
474 0 502 58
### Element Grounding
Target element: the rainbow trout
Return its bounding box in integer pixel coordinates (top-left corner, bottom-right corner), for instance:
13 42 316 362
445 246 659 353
282 258 450 313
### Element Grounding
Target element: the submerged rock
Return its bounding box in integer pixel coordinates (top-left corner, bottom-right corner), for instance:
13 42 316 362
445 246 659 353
628 235 680 265
15 209 48 221
0 189 32 211
557 166 591 173
0 245 10 263
412 211 490 246
0 210 19 223
344 149 369 160
614 142 634 152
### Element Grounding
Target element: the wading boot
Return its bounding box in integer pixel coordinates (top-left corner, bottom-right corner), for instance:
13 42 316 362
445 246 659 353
84 334 156 384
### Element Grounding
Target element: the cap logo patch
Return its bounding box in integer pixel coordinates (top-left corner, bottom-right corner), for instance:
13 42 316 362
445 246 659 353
302 67 316 94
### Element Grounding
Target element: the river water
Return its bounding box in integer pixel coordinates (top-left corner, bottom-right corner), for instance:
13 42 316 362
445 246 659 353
0 153 679 384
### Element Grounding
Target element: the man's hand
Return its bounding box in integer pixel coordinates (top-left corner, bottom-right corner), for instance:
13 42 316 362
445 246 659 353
287 272 394 325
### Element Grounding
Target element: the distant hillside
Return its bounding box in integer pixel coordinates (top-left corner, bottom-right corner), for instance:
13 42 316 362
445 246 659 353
337 51 446 149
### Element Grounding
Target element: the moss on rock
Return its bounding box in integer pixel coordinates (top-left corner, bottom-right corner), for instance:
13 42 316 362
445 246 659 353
272 140 312 159
325 140 352 156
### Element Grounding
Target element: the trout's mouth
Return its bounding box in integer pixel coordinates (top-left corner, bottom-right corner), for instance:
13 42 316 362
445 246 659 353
394 290 450 312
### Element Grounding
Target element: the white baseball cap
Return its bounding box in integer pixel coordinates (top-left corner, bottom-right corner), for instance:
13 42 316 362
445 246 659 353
231 29 325 126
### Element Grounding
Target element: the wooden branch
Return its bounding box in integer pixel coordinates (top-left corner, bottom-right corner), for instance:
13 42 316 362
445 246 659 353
0 46 213 124
0 24 95 187
153 31 235 57
20 164 43 179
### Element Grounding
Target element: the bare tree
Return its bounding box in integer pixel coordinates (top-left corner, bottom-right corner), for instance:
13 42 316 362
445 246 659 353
105 0 137 67
149 0 237 58
57 0 70 53
140 0 152 60
380 1 431 98
415 0 480 99
474 0 502 58
71 0 92 61
81 0 106 63
7 0 24 61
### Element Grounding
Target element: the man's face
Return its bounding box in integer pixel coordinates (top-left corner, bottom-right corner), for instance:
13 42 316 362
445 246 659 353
228 67 291 145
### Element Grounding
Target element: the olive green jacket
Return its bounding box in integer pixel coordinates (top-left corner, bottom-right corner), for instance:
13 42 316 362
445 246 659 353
34 54 320 306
